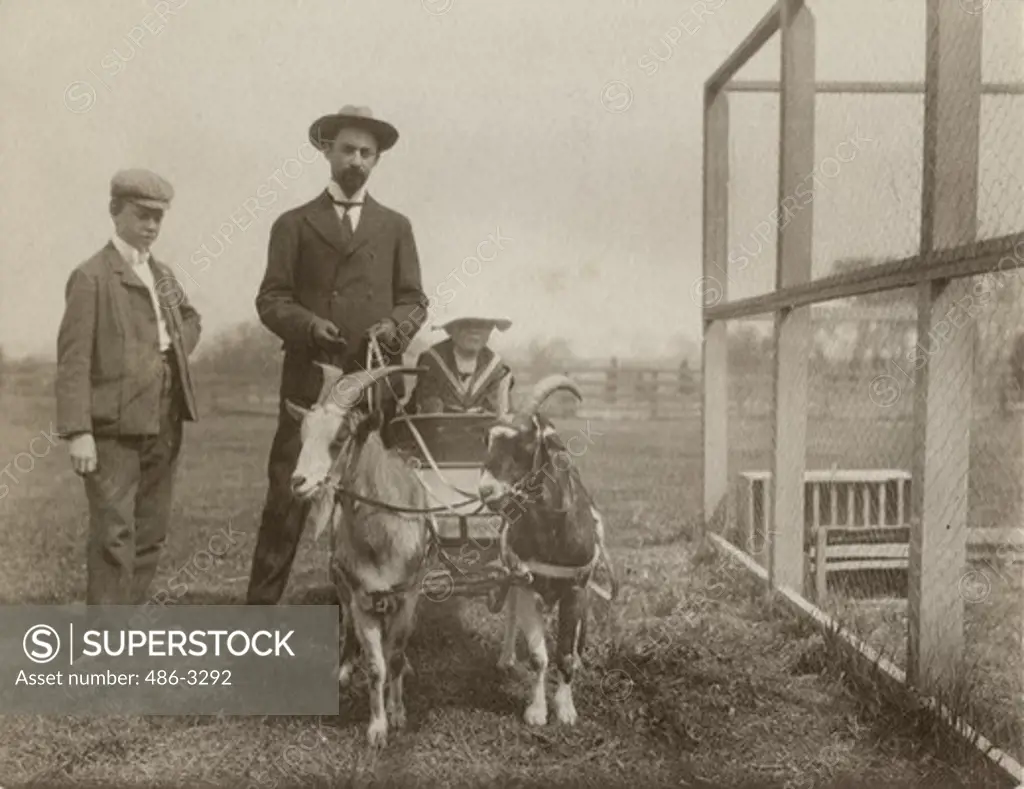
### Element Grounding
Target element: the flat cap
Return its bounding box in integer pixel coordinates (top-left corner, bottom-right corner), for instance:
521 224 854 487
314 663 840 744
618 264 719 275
110 168 174 209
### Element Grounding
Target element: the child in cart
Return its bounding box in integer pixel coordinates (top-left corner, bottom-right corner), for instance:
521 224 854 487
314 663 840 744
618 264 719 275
409 311 514 415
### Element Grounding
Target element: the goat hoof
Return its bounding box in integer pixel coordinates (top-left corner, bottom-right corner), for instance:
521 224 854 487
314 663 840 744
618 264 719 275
388 705 407 730
555 700 578 726
367 720 388 749
555 683 577 724
524 703 547 726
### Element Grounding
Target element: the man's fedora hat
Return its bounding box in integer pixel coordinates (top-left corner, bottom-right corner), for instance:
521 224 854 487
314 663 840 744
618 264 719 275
309 105 399 153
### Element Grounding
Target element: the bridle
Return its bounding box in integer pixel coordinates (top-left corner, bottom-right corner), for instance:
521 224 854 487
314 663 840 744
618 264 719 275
317 410 488 516
485 415 583 514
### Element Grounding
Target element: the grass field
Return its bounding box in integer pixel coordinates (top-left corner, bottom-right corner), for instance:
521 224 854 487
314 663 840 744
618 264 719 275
0 389 1019 788
726 407 1024 766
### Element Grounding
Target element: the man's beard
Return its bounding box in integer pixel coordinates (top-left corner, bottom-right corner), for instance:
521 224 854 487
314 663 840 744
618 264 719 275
337 166 368 196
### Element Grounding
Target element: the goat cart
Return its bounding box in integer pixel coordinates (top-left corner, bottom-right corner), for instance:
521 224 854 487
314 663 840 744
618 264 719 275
386 410 617 611
386 412 525 609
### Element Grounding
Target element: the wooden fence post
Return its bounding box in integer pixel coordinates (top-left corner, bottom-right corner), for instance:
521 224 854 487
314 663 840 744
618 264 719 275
907 0 981 691
768 0 815 595
701 88 730 540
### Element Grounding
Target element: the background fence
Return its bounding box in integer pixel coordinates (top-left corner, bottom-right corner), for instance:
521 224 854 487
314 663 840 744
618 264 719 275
701 0 1024 776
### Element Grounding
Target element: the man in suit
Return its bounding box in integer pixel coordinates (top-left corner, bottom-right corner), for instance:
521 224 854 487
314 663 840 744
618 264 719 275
55 168 202 605
246 105 430 605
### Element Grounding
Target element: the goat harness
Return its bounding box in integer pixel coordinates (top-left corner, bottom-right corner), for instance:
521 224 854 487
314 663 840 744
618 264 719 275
317 338 616 614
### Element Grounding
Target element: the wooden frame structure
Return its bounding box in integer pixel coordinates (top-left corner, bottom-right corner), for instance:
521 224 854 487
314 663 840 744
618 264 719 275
700 0 1023 700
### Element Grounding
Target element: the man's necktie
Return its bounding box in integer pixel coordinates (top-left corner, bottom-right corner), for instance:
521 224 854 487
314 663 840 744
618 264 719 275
332 199 361 245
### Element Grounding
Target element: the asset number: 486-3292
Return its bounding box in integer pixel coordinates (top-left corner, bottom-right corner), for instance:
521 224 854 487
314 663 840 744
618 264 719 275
144 669 232 685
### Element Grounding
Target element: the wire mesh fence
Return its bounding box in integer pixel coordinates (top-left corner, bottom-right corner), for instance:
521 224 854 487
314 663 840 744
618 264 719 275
707 0 1024 770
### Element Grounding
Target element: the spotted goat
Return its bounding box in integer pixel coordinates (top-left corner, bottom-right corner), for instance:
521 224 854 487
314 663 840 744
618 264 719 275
478 374 618 726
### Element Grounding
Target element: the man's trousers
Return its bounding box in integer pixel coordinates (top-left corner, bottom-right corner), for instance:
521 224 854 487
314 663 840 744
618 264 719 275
245 374 401 605
84 351 183 605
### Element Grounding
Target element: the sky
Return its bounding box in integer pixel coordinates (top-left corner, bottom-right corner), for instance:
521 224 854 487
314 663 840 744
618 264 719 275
1 0 1022 362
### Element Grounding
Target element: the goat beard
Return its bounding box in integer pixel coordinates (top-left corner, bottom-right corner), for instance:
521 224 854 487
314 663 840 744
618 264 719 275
308 489 337 543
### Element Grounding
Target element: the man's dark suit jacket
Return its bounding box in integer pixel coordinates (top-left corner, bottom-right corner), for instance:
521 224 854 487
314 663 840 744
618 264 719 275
255 190 429 406
55 242 202 438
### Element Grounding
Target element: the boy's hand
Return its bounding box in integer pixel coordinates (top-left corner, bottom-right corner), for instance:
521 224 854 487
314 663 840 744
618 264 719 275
69 433 97 476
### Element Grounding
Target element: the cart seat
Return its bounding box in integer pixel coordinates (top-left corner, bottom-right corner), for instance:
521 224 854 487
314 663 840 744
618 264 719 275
388 413 497 466
388 413 505 545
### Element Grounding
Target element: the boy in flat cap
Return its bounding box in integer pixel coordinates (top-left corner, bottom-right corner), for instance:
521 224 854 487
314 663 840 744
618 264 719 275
409 313 514 415
55 168 201 605
246 105 429 605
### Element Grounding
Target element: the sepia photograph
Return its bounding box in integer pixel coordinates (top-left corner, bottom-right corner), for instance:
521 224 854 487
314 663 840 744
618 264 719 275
0 0 1023 786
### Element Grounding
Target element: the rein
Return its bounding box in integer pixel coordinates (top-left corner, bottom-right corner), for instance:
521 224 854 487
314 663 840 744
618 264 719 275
335 486 486 515
311 349 616 608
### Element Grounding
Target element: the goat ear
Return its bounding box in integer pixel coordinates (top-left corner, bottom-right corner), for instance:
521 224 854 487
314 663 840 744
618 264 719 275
284 399 309 422
538 419 568 454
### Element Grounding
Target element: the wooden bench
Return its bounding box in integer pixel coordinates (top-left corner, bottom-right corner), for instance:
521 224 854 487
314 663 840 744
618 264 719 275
809 525 909 601
736 469 912 601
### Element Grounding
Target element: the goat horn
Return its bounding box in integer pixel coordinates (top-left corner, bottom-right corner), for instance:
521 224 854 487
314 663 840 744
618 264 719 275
522 373 582 416
330 365 426 408
314 361 347 394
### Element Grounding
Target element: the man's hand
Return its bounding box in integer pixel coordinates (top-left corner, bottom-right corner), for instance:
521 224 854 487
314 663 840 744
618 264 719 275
68 433 97 476
310 317 347 352
368 318 400 347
